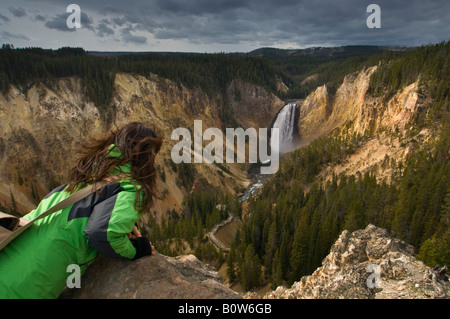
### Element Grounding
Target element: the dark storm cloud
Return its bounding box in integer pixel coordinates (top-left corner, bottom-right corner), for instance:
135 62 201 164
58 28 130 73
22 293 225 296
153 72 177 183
120 25 147 44
0 14 10 23
8 7 27 18
96 20 115 37
34 14 46 22
75 0 448 47
45 11 94 32
152 0 246 15
5 0 450 50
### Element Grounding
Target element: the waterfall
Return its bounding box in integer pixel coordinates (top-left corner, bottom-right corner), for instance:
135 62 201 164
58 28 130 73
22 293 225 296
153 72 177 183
241 103 297 202
272 102 297 152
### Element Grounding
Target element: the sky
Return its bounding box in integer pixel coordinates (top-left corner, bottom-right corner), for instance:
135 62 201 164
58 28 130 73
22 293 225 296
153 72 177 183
0 0 449 53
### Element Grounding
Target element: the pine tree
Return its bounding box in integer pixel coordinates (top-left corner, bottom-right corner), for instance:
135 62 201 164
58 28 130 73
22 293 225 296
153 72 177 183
240 245 261 290
343 199 366 232
263 221 278 274
289 216 309 283
271 250 283 289
226 244 237 283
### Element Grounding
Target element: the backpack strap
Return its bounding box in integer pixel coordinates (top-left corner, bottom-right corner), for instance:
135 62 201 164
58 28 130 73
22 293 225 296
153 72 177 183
0 174 128 251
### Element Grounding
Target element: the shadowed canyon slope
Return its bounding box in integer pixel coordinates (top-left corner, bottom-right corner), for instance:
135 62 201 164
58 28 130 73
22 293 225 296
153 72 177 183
0 50 437 217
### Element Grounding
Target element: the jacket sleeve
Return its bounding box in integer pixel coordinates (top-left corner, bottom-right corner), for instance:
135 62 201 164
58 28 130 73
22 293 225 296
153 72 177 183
84 189 141 260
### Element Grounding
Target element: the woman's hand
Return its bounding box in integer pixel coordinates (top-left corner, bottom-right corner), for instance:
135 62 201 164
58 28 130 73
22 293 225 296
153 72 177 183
128 225 142 239
128 225 155 257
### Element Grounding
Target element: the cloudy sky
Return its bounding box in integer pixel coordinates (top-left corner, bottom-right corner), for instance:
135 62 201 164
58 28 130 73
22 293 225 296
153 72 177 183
0 0 449 52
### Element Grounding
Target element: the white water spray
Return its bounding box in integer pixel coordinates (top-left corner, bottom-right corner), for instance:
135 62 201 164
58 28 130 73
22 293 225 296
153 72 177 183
272 102 297 153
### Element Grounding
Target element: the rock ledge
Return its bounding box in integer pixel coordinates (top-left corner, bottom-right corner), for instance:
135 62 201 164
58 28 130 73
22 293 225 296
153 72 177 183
61 253 241 299
263 224 449 299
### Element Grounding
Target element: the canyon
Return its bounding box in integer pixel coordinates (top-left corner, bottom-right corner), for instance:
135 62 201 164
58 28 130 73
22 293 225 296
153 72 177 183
0 58 431 218
0 73 284 219
0 44 447 299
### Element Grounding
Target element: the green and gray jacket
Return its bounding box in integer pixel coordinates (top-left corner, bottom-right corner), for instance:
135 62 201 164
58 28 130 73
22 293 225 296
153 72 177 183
0 145 148 299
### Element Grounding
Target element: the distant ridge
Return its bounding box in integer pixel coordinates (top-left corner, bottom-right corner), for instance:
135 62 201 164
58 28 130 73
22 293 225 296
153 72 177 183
4 44 406 58
87 51 203 57
88 45 401 57
248 45 405 58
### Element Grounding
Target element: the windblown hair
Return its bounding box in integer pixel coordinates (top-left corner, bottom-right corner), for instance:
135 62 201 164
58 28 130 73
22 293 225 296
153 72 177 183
66 122 163 214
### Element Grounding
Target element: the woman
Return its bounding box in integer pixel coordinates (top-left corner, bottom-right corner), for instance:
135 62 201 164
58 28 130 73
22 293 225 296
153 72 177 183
0 122 163 298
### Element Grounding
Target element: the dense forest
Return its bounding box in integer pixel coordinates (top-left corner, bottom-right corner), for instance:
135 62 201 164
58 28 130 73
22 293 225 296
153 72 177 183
140 178 242 267
2 42 447 107
226 42 450 290
368 41 449 124
0 44 283 127
0 43 401 124
228 126 449 290
253 45 388 99
4 43 446 124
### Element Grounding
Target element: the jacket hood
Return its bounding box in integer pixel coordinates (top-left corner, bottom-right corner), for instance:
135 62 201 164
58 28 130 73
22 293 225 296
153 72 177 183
107 144 132 175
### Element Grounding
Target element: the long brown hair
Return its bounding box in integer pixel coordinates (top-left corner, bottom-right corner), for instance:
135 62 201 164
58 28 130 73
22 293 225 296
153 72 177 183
66 122 163 214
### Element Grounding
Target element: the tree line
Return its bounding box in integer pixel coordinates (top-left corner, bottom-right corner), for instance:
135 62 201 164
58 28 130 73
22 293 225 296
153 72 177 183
368 41 449 124
227 125 449 290
2 42 447 111
0 46 115 107
0 45 284 128
1 45 291 129
261 45 388 99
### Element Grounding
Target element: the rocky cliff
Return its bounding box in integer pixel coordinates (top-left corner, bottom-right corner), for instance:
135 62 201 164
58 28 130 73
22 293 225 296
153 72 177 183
296 65 427 139
261 225 449 299
60 224 449 299
227 79 285 129
60 253 241 299
294 65 433 183
295 66 377 142
0 62 431 216
0 73 283 217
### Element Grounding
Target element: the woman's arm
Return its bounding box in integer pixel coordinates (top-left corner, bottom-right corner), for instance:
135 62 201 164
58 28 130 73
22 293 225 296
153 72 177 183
84 189 147 259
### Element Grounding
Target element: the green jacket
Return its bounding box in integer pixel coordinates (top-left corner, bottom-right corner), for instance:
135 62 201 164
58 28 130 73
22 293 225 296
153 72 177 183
0 145 144 298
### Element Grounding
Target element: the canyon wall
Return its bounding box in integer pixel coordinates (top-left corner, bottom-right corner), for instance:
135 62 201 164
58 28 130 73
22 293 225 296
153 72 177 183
0 73 284 217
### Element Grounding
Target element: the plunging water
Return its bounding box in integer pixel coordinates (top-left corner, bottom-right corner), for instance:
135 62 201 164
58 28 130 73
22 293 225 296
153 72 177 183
272 102 297 153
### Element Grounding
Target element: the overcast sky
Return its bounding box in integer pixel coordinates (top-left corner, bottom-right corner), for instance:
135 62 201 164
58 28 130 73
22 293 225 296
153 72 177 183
0 0 449 52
